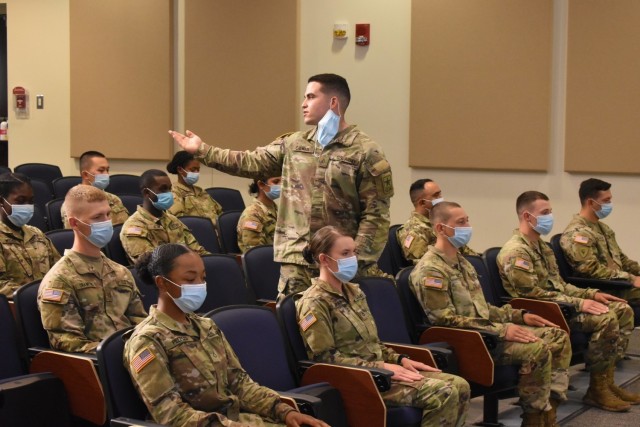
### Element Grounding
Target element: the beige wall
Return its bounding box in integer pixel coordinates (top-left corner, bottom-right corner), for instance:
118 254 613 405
6 0 640 257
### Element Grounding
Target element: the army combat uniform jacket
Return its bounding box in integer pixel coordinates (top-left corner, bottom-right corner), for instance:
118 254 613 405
0 222 60 297
62 191 129 228
120 206 210 264
124 306 293 427
237 199 277 254
196 125 393 267
168 181 223 226
38 250 147 353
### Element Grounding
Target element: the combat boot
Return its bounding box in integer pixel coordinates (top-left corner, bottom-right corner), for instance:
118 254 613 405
520 410 544 427
583 370 631 412
607 366 640 404
544 398 560 427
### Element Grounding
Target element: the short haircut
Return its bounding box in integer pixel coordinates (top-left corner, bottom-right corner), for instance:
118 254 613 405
140 169 168 192
516 191 549 215
429 201 461 224
308 73 351 109
579 178 611 205
166 151 195 175
409 178 433 205
0 173 31 198
79 150 106 171
64 184 107 217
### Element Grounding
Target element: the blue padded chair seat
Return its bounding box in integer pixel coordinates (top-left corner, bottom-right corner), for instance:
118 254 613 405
386 406 422 427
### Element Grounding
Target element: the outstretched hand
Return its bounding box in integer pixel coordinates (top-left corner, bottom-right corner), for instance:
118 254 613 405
168 130 203 154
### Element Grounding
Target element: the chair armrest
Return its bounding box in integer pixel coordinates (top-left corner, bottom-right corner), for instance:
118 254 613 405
419 326 495 387
110 417 166 427
297 360 392 392
508 298 571 334
568 276 631 291
279 391 322 416
384 342 436 367
27 347 99 365
256 299 276 311
420 343 457 374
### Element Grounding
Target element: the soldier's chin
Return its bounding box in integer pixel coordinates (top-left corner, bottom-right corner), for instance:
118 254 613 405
303 117 318 126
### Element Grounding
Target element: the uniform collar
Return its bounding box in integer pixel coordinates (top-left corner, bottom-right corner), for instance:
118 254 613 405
428 244 463 267
307 124 358 147
149 305 210 338
254 198 277 216
411 211 431 225
173 181 202 195
137 205 164 224
312 277 360 301
0 220 32 240
65 249 108 276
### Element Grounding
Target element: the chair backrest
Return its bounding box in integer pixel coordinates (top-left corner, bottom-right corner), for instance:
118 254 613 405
96 327 150 421
465 253 501 306
127 267 159 312
15 163 63 191
199 254 250 313
105 174 141 196
13 280 51 349
205 187 245 212
242 245 279 301
376 241 394 276
117 194 143 215
178 216 222 254
276 293 309 362
0 294 28 379
28 204 49 232
45 229 75 255
208 305 297 391
0 165 11 175
217 210 242 254
52 176 82 199
395 266 428 331
355 277 413 344
550 233 574 280
31 178 54 215
45 198 65 230
388 224 412 276
105 224 130 266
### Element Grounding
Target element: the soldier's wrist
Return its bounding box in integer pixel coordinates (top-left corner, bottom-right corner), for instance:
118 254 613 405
397 354 410 365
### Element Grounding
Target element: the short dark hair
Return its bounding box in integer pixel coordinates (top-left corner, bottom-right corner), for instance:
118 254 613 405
308 73 351 109
79 150 106 171
579 178 611 205
140 169 168 192
0 173 31 198
429 201 461 224
135 243 193 285
516 191 549 215
166 151 195 175
409 179 433 205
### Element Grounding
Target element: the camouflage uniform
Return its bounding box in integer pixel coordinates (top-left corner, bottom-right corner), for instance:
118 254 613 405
196 125 393 296
498 230 634 370
396 212 479 264
410 245 571 412
561 214 640 301
62 191 129 228
124 306 294 427
0 222 60 297
168 181 223 227
120 206 210 264
37 250 147 353
296 278 470 427
237 198 277 253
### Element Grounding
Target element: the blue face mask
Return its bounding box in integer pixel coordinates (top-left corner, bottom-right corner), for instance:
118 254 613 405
164 278 207 313
147 189 174 211
316 103 340 148
87 172 110 190
75 219 114 248
3 200 34 227
326 255 358 283
442 224 473 249
183 170 199 186
529 212 554 236
265 184 281 200
592 200 613 219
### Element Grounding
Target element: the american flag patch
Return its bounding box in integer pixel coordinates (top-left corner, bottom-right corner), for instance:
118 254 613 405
126 226 142 236
514 258 531 271
299 312 317 332
131 348 155 373
404 235 414 249
243 221 259 230
423 277 443 288
574 235 589 245
42 288 64 302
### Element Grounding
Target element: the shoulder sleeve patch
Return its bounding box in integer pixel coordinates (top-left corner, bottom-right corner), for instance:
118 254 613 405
126 226 142 236
130 347 156 373
574 235 589 245
514 257 532 271
404 234 415 249
299 312 317 332
42 288 66 302
242 220 262 231
423 277 443 288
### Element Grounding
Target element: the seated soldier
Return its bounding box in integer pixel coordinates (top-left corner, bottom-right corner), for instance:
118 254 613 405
397 179 477 264
561 178 640 304
120 169 210 264
498 191 637 412
409 201 571 426
166 150 223 226
237 176 281 253
62 150 129 228
38 185 147 353
0 173 60 297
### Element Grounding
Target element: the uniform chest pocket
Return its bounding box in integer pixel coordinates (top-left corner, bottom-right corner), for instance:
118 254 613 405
175 342 223 390
328 157 358 180
76 282 103 312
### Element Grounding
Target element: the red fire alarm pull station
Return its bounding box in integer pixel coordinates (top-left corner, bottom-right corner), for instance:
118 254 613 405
355 23 370 46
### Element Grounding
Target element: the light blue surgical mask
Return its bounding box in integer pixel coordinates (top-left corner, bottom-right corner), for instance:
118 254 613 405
2 199 34 228
265 184 281 200
75 218 114 249
182 170 199 186
528 212 554 236
442 224 473 249
147 189 174 211
87 172 110 190
326 255 358 283
164 277 207 313
591 200 613 219
316 103 340 148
